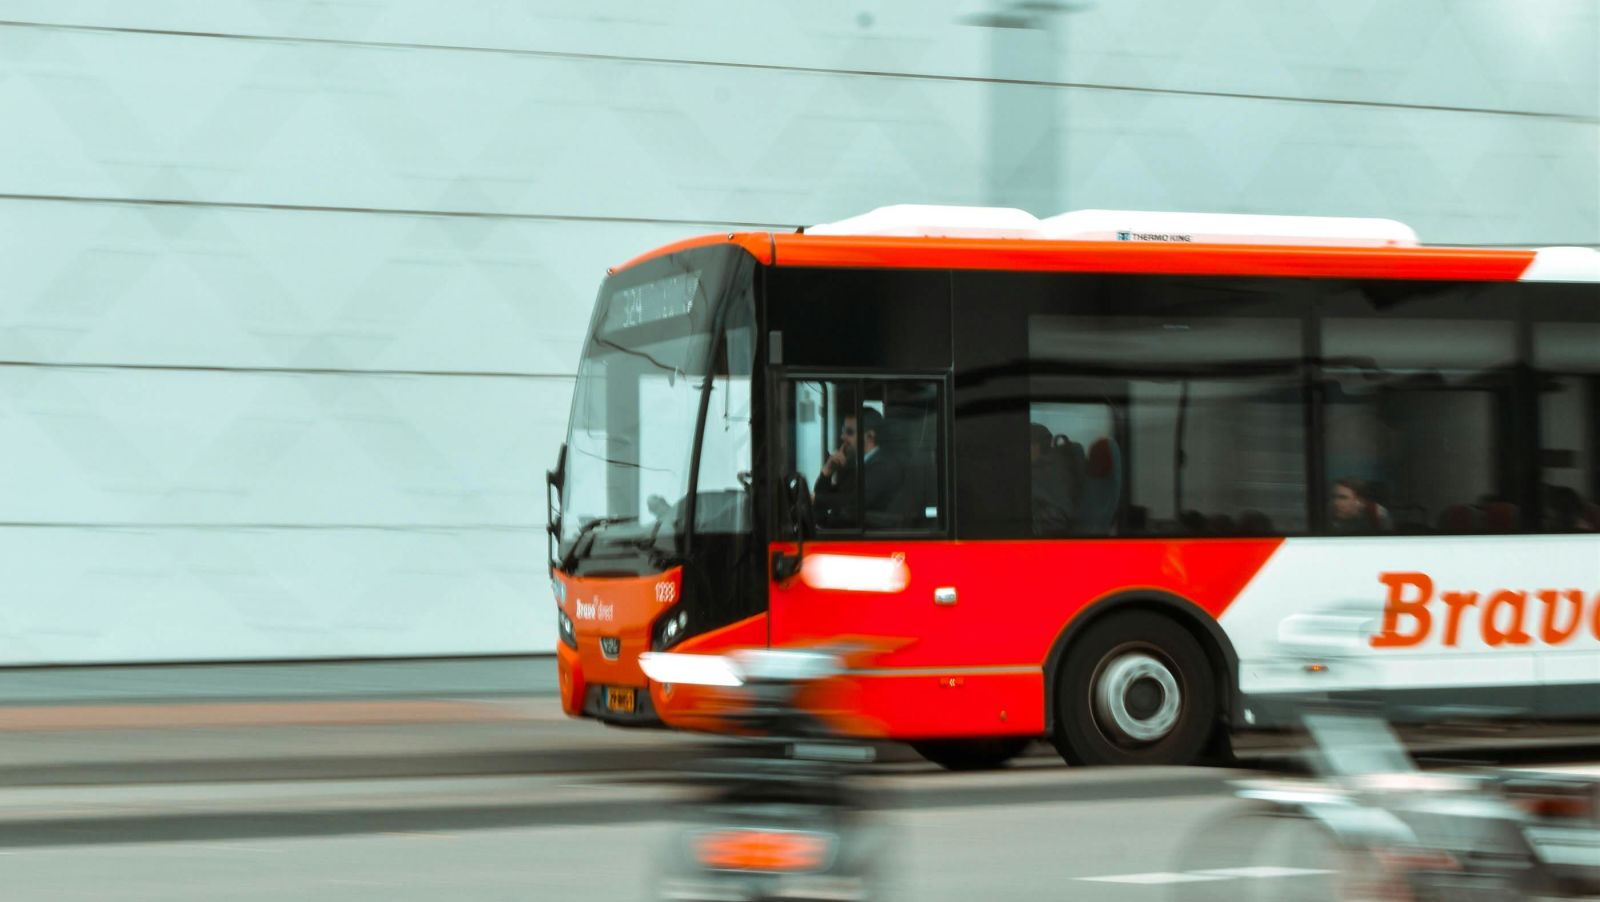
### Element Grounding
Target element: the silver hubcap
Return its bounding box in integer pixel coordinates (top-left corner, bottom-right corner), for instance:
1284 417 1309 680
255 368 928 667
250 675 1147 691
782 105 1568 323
1093 652 1181 743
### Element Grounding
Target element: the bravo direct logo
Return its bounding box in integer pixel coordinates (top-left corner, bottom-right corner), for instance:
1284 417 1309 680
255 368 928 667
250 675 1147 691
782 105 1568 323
576 596 615 622
1370 572 1600 648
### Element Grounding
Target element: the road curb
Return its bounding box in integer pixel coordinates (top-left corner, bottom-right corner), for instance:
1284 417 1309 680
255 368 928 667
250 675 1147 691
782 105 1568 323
0 770 1235 848
0 698 561 731
6 734 1595 789
0 744 707 788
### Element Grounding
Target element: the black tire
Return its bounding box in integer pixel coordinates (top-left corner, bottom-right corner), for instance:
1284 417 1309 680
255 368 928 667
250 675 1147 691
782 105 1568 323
1051 609 1218 766
909 737 1032 771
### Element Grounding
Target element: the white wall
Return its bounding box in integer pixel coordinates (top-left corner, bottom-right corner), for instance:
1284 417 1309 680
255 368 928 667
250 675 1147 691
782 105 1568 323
0 1 1594 663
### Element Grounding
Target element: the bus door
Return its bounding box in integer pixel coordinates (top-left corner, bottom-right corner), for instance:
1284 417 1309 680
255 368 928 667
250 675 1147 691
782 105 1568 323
767 375 1026 736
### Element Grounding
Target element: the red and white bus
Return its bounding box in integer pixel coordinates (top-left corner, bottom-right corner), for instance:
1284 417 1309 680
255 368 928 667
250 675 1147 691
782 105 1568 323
548 206 1600 768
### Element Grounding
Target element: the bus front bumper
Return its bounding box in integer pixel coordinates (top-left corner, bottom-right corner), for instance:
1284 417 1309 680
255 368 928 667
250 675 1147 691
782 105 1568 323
556 640 663 727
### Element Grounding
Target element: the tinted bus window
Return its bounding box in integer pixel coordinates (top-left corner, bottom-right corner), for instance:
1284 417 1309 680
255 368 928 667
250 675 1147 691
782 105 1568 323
1534 299 1600 533
1030 312 1307 537
1319 283 1519 535
766 268 951 371
953 271 1311 539
782 378 945 534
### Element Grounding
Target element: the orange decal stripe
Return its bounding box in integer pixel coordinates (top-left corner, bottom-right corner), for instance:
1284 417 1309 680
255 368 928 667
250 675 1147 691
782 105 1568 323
771 235 1538 281
611 232 773 273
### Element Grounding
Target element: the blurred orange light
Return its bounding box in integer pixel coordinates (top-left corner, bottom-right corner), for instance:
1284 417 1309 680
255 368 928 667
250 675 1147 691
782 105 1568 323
695 830 829 872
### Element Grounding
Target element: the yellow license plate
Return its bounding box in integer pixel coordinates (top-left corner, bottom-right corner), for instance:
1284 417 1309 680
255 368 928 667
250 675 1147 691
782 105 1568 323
606 687 636 713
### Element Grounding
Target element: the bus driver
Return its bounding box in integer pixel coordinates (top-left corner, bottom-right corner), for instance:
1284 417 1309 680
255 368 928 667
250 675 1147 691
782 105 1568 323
813 408 902 527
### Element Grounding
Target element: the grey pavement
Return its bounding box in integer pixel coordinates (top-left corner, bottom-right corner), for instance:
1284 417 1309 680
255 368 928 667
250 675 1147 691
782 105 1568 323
0 656 559 705
0 763 1245 848
6 787 1592 902
0 694 710 788
0 718 1594 850
0 792 1430 902
0 655 1595 793
0 655 1594 851
0 795 1185 900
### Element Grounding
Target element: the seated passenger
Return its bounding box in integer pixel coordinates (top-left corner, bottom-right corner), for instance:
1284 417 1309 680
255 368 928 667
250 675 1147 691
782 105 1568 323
1237 509 1274 536
1055 435 1087 510
1076 437 1123 535
1029 423 1074 535
813 408 902 527
1482 500 1518 533
1330 476 1393 534
1207 513 1237 535
1438 504 1478 533
1543 485 1596 533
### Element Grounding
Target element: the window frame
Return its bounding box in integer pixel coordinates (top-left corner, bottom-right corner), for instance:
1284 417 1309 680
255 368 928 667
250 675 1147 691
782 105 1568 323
769 368 954 541
1012 273 1317 539
1312 282 1535 535
938 269 1593 541
1527 285 1600 532
1028 381 1312 538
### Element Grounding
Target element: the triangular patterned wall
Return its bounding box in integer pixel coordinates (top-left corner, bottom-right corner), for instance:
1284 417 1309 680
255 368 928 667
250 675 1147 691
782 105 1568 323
0 1 1593 662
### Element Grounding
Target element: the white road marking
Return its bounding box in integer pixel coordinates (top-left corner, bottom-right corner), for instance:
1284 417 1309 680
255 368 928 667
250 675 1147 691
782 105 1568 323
1194 866 1335 879
1081 872 1228 885
1082 865 1335 884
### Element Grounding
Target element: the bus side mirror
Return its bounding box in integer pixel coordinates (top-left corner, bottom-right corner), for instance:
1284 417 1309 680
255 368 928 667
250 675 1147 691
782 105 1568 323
772 473 812 582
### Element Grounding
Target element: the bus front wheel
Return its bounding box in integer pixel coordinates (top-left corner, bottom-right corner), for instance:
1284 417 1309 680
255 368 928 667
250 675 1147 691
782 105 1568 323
909 737 1032 771
1051 610 1217 767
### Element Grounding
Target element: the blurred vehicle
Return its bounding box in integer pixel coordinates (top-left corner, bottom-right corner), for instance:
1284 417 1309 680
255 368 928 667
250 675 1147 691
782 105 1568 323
1174 706 1600 901
547 203 1600 769
642 646 887 902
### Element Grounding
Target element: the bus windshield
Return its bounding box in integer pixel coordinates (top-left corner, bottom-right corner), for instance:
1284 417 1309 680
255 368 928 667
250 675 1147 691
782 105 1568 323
558 246 755 575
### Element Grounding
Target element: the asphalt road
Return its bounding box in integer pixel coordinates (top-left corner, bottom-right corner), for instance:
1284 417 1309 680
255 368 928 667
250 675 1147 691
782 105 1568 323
0 741 1595 899
0 657 1592 900
0 785 1347 901
9 780 1595 902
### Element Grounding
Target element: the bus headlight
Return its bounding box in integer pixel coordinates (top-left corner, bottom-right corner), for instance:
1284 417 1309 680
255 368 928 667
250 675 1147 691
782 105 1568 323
558 608 577 650
654 609 689 651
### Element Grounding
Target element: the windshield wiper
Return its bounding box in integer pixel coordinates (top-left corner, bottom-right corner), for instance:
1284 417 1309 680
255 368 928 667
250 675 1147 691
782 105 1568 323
559 516 638 572
594 337 682 380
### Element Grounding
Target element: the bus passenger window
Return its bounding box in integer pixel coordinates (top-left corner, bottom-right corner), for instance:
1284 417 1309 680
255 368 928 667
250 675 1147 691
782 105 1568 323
1535 318 1600 533
1030 310 1307 538
1322 313 1514 534
866 381 943 531
781 379 944 534
787 381 855 529
1026 407 1112 537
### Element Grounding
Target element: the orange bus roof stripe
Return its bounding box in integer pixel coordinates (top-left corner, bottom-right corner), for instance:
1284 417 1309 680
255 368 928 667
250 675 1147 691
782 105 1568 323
770 235 1538 281
611 232 774 273
611 232 1537 281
